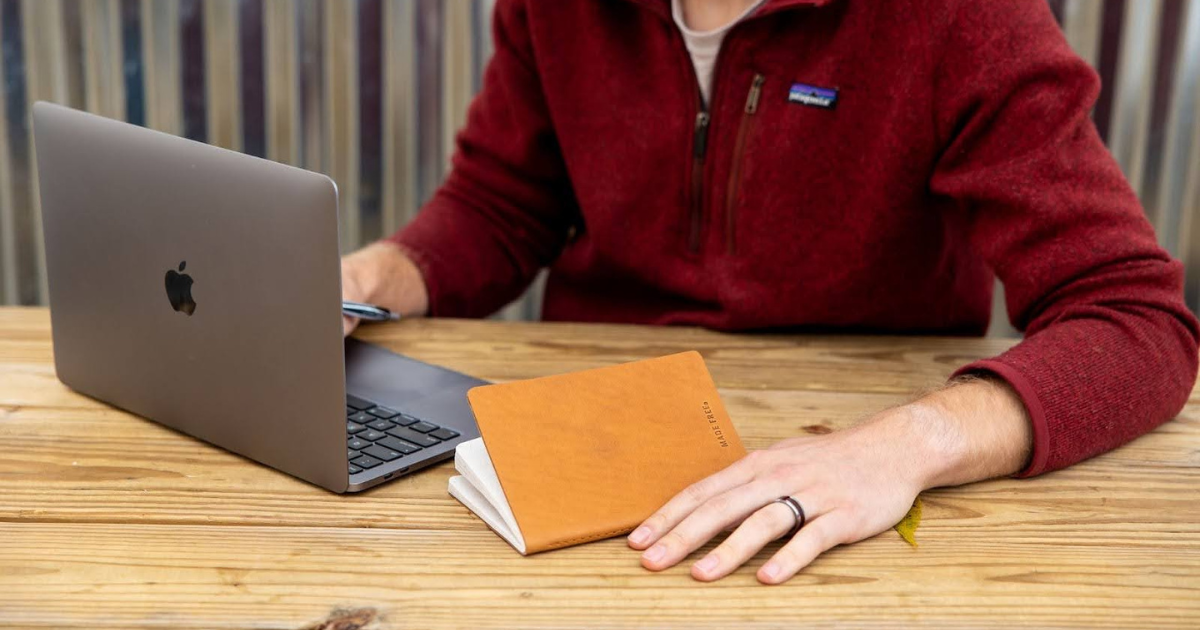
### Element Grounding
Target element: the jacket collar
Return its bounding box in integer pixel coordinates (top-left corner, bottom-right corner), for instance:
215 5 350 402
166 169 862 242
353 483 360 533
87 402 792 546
621 0 839 20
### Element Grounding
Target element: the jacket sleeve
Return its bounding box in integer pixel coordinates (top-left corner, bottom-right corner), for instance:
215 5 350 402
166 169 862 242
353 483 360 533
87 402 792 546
929 0 1200 476
385 0 575 317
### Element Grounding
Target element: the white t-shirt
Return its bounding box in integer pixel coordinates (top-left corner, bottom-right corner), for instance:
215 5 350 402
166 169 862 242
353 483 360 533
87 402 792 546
671 0 767 107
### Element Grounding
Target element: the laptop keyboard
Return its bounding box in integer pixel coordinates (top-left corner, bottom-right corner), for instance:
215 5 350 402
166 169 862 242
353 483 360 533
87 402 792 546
346 393 460 475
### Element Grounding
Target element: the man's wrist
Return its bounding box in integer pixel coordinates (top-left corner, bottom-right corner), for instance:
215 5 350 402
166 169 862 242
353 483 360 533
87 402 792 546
897 376 1034 490
357 241 430 316
870 399 968 493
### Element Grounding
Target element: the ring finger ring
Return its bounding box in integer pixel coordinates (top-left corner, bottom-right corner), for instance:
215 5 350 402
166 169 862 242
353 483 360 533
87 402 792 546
774 496 806 539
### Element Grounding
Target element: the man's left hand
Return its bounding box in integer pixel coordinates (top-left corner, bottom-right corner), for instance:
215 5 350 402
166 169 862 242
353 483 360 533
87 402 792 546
627 378 1032 584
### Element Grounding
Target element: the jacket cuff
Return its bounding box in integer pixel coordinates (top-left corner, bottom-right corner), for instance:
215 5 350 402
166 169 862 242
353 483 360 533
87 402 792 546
951 359 1049 478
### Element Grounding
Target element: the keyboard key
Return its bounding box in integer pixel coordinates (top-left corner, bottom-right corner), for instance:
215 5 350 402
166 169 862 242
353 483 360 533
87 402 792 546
368 406 399 419
367 419 395 432
347 406 356 415
386 426 441 448
348 449 361 460
349 464 363 474
346 394 375 411
376 436 421 454
346 421 367 434
347 437 371 451
360 429 387 442
430 428 460 441
393 414 420 427
348 411 374 424
351 454 383 469
410 421 438 433
363 445 403 462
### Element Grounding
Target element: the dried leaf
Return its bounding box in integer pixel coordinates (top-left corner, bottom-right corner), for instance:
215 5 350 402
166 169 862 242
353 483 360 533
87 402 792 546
894 496 922 548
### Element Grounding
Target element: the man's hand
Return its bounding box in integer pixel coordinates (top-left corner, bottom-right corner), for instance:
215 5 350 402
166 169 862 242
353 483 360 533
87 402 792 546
340 242 430 336
627 377 1032 584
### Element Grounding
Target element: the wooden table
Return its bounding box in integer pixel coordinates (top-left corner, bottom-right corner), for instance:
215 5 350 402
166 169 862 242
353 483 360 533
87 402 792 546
1 307 1197 629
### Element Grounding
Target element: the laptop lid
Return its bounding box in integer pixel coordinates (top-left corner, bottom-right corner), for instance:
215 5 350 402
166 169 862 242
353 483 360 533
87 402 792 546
32 102 350 492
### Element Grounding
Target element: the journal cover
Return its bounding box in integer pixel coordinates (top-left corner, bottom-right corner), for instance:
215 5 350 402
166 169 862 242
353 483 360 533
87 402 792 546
458 351 746 554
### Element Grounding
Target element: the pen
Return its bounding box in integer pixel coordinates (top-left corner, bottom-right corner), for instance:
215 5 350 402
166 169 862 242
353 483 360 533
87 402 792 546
342 300 401 322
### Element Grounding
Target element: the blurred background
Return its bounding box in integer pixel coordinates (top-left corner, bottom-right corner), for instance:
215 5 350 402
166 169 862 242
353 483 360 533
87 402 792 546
0 0 1198 334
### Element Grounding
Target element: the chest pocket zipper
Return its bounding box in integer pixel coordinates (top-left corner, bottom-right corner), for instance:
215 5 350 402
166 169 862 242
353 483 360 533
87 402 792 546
725 73 765 255
688 112 711 253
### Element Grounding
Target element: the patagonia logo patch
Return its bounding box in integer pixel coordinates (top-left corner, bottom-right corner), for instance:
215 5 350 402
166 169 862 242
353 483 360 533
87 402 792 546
788 82 838 109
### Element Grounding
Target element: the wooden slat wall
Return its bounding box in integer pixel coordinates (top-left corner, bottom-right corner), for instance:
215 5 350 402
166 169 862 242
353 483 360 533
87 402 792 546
1093 0 1200 314
324 0 359 251
382 0 416 237
0 3 15 306
1108 1 1162 197
15 0 72 307
1171 0 1200 316
1 0 1198 322
202 0 240 152
140 0 181 135
80 0 125 121
263 0 298 167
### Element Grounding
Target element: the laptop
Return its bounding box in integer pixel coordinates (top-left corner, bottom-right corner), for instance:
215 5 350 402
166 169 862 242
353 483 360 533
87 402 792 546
31 102 486 493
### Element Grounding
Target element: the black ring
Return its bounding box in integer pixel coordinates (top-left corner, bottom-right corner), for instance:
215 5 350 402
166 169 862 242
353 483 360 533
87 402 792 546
775 496 806 539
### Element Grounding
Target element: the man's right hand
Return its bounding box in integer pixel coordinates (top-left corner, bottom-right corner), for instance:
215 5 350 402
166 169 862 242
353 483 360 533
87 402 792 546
340 242 429 336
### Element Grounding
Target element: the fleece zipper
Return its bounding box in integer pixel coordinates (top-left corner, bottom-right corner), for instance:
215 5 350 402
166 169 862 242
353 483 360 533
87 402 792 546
641 0 819 254
724 73 764 254
689 112 711 253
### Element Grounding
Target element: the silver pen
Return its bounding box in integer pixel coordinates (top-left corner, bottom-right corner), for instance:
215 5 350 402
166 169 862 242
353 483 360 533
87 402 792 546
342 300 401 322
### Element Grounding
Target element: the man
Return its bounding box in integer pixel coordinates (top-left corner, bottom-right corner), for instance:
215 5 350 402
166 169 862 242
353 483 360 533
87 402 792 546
341 0 1200 584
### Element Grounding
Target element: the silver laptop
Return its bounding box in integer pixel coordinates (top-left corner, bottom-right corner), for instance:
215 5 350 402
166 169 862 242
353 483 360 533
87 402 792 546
32 102 485 493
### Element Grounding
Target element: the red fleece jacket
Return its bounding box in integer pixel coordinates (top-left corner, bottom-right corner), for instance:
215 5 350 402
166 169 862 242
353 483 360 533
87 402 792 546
389 0 1200 476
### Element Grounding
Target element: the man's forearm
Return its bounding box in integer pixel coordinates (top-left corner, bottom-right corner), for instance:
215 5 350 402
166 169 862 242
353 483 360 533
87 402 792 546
900 376 1034 489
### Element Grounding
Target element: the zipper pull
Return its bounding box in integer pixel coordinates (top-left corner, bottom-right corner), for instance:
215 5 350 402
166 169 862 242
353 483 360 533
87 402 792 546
745 74 765 114
693 112 710 159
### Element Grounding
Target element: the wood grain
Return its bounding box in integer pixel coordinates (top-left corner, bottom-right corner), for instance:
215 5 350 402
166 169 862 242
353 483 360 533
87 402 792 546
0 308 1197 628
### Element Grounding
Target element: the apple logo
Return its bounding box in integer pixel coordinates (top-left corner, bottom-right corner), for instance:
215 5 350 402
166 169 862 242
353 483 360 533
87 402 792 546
165 260 197 315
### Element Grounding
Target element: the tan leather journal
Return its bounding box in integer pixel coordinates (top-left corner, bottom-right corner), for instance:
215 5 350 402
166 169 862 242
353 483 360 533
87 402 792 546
448 351 746 555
